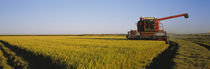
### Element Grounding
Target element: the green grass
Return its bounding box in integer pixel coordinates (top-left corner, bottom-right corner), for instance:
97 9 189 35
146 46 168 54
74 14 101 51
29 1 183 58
0 36 168 69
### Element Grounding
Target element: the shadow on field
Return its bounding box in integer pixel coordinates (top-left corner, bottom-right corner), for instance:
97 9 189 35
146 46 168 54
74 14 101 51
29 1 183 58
0 40 70 69
146 41 179 69
0 44 28 69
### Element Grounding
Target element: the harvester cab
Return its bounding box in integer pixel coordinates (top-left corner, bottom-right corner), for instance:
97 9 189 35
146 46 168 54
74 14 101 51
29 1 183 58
126 13 189 44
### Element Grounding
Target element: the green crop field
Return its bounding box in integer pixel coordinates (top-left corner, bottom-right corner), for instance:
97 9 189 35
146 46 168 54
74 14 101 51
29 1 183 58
0 36 169 69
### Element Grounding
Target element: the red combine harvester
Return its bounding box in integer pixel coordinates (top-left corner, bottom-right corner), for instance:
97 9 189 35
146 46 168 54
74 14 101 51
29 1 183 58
126 13 189 44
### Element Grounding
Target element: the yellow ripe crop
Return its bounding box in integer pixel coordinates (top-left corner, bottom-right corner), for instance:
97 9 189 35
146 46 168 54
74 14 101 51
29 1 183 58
0 36 168 69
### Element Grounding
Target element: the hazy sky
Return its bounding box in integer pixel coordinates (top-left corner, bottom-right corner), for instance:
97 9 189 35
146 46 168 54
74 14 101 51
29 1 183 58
0 0 209 34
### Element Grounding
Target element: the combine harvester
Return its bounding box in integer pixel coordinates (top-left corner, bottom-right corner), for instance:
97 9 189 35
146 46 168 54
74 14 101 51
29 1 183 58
126 13 189 44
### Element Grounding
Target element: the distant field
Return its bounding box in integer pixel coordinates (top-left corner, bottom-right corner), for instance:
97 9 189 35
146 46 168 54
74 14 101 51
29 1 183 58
0 36 168 69
170 33 210 48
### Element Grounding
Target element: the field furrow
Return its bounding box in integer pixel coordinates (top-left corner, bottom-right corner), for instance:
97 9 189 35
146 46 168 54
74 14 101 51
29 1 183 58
0 42 29 69
0 47 12 69
0 40 64 69
194 42 210 50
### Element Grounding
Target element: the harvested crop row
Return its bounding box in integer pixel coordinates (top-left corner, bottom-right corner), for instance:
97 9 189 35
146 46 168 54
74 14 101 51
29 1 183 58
0 43 29 69
172 34 210 47
171 39 210 69
0 36 169 69
0 49 12 69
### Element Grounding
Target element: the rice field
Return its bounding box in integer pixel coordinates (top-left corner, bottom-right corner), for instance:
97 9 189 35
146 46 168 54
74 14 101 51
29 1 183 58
171 39 210 69
0 36 168 69
170 34 210 69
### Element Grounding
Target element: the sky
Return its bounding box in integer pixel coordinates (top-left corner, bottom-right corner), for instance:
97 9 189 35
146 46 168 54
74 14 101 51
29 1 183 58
0 0 209 34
